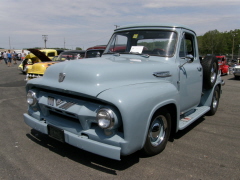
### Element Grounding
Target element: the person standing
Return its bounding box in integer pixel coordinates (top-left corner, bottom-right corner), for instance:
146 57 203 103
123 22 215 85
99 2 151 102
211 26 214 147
3 51 7 65
21 50 26 60
7 50 12 67
12 51 18 64
0 52 2 63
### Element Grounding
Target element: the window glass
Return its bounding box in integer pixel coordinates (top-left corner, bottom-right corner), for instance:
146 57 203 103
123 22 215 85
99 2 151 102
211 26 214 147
47 52 55 57
104 30 177 57
179 33 195 57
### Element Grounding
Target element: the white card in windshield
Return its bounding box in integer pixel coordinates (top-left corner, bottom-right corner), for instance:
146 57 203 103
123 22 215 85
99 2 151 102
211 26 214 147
130 46 144 54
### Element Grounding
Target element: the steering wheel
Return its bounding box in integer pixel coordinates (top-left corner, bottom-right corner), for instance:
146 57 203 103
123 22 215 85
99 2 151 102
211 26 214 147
152 49 165 56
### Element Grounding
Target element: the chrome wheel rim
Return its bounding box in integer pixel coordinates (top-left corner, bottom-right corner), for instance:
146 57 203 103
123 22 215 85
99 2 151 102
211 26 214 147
211 63 217 83
149 115 167 147
213 89 219 109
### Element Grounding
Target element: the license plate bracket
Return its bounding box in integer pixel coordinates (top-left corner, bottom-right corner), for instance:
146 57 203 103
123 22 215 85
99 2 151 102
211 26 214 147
47 125 65 142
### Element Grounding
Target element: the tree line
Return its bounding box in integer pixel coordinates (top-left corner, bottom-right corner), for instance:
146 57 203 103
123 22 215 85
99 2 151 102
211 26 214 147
197 29 240 59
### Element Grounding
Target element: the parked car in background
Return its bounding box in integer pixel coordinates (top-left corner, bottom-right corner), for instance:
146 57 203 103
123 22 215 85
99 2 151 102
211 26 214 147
56 50 85 60
85 46 106 58
25 50 85 81
216 55 229 75
233 64 240 79
18 49 65 74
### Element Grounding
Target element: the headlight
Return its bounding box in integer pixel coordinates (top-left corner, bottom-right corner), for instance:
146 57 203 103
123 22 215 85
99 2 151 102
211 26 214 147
97 108 114 129
27 90 37 106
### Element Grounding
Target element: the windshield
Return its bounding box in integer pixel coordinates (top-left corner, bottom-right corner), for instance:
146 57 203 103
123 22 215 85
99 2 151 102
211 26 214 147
104 30 177 57
85 49 104 58
56 52 84 61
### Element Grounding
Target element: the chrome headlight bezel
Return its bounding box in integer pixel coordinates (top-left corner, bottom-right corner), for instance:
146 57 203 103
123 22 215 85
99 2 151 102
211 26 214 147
27 90 37 106
97 108 115 129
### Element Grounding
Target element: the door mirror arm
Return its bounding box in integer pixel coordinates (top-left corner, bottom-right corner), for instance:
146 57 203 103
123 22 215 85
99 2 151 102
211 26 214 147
179 54 194 68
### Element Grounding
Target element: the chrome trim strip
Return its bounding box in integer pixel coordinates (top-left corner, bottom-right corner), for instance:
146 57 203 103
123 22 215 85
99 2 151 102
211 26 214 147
153 71 171 77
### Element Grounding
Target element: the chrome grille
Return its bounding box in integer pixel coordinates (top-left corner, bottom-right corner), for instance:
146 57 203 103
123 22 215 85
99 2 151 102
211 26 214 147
48 97 54 106
58 102 75 110
47 97 76 110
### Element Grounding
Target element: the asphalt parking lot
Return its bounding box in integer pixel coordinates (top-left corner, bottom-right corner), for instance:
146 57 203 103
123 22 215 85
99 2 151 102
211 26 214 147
0 61 239 180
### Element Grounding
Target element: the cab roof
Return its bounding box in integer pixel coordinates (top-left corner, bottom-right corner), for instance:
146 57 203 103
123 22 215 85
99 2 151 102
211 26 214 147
115 23 195 34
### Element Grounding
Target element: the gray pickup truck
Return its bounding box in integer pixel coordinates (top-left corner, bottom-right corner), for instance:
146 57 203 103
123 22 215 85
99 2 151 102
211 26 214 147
24 24 224 160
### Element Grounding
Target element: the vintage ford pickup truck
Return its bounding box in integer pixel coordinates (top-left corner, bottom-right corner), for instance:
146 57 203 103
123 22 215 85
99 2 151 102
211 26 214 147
24 24 224 160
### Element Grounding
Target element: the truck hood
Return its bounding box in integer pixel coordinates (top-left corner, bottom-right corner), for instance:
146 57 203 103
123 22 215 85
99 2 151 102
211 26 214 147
28 56 173 97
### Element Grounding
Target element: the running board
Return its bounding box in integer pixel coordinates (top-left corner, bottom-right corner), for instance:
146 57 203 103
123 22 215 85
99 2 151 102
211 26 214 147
179 106 210 130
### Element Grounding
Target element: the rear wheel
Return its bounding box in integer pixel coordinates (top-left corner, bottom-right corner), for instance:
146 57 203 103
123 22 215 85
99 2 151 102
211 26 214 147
142 108 171 156
206 86 220 116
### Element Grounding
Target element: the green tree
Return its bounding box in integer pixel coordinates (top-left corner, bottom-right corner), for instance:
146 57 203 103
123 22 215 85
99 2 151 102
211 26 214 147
76 47 82 50
201 30 220 54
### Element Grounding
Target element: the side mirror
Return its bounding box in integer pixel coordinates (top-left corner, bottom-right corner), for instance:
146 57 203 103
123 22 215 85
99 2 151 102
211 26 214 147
186 54 194 63
179 54 194 68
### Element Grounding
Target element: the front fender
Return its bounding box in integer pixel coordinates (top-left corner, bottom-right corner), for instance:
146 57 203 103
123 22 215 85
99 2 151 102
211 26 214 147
97 81 179 155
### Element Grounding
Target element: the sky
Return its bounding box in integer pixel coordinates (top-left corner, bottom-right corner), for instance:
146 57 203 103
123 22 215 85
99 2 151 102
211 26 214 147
0 0 239 50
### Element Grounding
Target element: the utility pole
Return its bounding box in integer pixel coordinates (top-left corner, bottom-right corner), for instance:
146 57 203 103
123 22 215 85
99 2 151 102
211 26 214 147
64 38 66 49
238 44 240 60
231 32 238 60
42 35 48 49
9 36 11 49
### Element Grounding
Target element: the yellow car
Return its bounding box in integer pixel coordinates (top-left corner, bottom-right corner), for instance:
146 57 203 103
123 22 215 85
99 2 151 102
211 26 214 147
18 49 64 73
25 50 85 81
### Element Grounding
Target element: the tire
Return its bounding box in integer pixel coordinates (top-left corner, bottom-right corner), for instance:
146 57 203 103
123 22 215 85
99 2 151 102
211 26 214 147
206 86 220 116
142 108 171 156
201 55 218 90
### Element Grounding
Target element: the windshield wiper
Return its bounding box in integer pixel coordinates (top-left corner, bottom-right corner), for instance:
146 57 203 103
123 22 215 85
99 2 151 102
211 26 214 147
113 53 120 56
129 52 149 58
141 54 150 58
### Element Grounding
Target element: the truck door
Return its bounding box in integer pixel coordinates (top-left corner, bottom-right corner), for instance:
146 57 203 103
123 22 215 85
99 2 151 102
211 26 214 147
178 31 203 113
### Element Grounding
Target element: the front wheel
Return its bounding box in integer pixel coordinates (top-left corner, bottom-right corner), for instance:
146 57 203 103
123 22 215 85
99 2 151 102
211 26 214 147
206 86 220 116
142 108 171 156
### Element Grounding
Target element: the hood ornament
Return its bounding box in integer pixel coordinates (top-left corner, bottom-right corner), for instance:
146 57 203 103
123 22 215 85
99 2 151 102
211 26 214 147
59 73 66 82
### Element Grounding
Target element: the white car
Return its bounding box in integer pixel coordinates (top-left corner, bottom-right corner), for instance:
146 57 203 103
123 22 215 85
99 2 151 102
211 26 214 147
233 65 240 79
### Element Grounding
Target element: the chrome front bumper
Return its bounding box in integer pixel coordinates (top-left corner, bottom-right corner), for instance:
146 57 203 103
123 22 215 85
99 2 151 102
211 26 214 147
24 113 121 160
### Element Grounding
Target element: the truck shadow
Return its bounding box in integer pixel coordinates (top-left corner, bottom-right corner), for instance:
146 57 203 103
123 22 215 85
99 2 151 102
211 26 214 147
26 129 140 174
25 116 206 174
